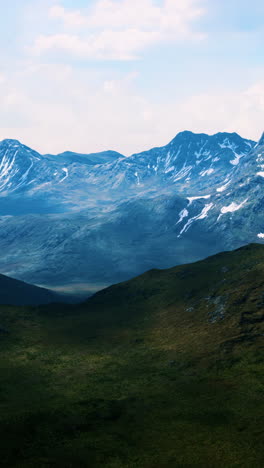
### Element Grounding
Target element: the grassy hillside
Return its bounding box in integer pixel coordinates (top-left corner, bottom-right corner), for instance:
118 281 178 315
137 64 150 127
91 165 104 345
0 244 263 467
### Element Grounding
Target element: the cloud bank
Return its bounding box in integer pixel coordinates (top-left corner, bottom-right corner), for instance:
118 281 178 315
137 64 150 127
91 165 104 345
31 0 206 60
0 0 263 154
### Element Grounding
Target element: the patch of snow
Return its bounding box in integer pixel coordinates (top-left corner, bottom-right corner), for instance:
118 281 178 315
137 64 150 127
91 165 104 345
216 180 231 192
257 233 264 239
220 199 248 214
230 153 244 165
178 203 213 237
59 167 69 183
187 195 211 205
204 155 212 161
219 139 236 150
164 151 172 171
177 208 189 224
173 164 192 182
165 166 175 174
135 171 140 186
196 203 214 220
200 168 214 177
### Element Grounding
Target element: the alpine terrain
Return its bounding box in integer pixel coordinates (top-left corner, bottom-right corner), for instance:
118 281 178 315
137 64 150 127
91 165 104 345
0 130 263 292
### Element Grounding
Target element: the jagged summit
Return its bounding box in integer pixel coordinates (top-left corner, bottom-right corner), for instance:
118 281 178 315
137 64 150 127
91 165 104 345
169 130 208 145
0 138 41 156
168 130 255 148
0 138 22 146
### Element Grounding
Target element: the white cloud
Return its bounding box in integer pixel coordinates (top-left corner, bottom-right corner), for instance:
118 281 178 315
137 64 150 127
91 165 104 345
50 5 86 27
31 0 207 60
0 73 6 84
177 81 264 141
0 61 263 155
32 30 162 61
50 0 205 31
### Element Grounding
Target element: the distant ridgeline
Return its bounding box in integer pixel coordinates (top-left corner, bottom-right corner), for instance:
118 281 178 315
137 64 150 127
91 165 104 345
0 131 263 291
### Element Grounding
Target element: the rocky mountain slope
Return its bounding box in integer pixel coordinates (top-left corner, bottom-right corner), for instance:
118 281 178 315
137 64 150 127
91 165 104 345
0 139 124 214
0 131 263 291
0 131 256 213
0 244 263 467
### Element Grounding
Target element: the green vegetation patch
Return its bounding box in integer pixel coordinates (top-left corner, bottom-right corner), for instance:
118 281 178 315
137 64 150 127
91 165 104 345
0 244 263 467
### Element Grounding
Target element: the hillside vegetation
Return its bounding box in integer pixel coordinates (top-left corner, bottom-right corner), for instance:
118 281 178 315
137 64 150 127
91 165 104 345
0 244 263 467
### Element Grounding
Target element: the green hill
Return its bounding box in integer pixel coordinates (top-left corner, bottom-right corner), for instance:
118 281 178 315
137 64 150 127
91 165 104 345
0 244 263 467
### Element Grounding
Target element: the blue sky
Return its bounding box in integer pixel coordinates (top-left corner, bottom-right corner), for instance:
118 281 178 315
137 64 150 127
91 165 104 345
0 0 263 154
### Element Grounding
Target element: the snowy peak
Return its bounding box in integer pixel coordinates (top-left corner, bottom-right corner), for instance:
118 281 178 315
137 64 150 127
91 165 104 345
0 139 42 161
113 131 256 196
0 139 44 195
0 130 259 215
164 131 255 168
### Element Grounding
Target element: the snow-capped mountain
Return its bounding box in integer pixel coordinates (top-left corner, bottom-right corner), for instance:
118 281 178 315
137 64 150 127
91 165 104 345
0 131 256 213
98 130 255 195
0 131 263 292
0 139 125 214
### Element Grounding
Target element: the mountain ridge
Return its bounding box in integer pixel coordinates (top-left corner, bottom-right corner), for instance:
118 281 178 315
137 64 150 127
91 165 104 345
0 130 263 290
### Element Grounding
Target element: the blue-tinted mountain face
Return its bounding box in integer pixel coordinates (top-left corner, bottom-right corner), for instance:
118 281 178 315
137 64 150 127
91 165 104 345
0 140 125 214
0 131 263 292
45 150 124 166
0 131 256 213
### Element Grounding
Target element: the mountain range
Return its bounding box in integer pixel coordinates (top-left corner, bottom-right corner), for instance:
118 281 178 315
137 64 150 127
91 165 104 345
0 130 263 292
